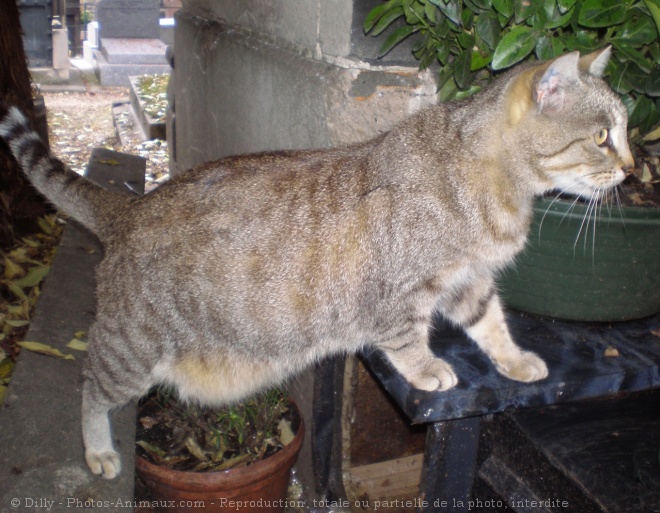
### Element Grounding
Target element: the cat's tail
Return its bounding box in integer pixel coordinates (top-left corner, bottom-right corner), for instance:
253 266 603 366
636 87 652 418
0 104 129 238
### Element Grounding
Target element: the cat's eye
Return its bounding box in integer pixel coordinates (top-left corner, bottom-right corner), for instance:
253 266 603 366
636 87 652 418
595 128 610 147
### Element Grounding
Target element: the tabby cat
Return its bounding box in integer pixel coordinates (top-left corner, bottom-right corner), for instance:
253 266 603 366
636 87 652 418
0 47 633 479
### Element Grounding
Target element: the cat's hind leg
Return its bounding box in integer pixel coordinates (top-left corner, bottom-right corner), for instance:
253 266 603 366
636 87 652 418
82 381 123 479
379 322 458 392
81 326 155 479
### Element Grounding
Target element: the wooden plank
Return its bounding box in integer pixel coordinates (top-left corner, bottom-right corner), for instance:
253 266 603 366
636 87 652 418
349 453 423 499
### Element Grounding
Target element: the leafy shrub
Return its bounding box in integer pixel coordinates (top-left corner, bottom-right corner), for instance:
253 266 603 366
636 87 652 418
364 0 660 143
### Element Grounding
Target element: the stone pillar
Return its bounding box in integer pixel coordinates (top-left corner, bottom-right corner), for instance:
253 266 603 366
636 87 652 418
52 28 69 81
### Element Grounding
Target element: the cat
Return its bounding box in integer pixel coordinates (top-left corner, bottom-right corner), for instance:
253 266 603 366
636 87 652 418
0 47 633 479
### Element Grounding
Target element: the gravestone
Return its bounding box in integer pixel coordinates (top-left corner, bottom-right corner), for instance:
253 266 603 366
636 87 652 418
92 0 170 86
97 0 160 40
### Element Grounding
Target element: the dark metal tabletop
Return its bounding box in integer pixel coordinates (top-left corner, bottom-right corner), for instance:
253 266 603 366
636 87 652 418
363 311 660 424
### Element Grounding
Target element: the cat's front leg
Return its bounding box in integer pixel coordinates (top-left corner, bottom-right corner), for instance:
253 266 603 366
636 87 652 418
379 324 458 392
465 295 548 383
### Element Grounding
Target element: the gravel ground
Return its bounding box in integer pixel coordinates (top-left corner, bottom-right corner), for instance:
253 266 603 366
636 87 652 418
43 90 170 189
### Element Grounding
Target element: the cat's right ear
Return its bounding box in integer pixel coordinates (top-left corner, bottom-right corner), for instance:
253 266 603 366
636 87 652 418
533 52 580 113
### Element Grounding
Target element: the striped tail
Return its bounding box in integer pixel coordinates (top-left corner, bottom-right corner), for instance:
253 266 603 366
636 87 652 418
0 104 129 238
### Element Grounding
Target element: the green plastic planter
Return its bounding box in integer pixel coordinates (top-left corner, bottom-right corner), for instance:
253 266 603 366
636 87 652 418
499 197 660 322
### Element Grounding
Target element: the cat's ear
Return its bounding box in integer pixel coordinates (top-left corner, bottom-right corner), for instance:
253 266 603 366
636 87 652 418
534 52 580 113
578 46 611 77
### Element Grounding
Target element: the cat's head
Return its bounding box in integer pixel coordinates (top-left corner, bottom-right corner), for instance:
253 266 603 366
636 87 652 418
506 47 634 200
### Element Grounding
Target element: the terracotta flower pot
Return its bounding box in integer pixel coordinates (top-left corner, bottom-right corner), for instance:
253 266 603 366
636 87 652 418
136 405 304 513
499 197 660 321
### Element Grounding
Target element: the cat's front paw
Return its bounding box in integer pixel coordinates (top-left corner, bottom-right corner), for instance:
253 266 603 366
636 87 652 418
85 449 121 479
495 350 548 383
407 358 458 392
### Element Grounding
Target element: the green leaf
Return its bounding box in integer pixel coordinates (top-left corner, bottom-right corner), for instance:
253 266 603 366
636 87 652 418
647 66 660 97
563 32 601 53
613 41 654 73
364 0 403 33
514 0 542 23
438 74 459 101
613 12 658 46
378 25 419 56
492 0 514 18
625 95 653 127
543 1 575 29
578 0 630 28
643 0 660 35
465 0 492 14
458 29 475 49
558 0 578 14
425 1 438 23
476 12 501 50
492 26 540 69
536 35 566 60
639 101 659 134
371 5 405 36
454 49 473 89
404 0 426 24
434 0 462 25
471 49 493 70
461 7 476 29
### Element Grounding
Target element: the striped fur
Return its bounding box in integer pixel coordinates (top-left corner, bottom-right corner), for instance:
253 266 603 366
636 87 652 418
0 48 633 480
0 105 129 237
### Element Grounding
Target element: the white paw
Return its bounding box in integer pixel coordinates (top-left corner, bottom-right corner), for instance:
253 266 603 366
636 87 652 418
496 350 548 383
408 358 458 392
85 449 122 479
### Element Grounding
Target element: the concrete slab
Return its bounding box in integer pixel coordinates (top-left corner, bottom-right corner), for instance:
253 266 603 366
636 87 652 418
0 150 145 513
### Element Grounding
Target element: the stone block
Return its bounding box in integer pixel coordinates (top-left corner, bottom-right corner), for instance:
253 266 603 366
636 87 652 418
97 0 160 40
94 48 170 87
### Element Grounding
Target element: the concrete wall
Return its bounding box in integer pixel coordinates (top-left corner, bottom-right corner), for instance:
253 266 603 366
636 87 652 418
171 0 437 172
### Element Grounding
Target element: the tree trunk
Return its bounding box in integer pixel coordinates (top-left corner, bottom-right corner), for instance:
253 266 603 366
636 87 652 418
0 0 50 249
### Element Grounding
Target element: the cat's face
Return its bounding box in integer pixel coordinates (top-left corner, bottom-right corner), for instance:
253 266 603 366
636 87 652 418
510 48 634 201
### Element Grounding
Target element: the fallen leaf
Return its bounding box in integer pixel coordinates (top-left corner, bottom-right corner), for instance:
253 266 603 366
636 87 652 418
214 453 251 471
277 418 295 446
14 265 50 288
66 338 88 351
4 257 24 279
184 437 209 463
7 283 28 302
17 341 75 360
139 416 159 429
4 319 29 328
604 347 620 358
641 164 653 183
136 440 167 462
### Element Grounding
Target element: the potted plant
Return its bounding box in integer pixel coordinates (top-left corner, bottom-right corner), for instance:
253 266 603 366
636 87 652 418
135 387 304 513
365 0 660 321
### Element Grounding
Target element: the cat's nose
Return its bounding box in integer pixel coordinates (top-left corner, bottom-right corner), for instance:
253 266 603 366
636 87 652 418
622 162 635 177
